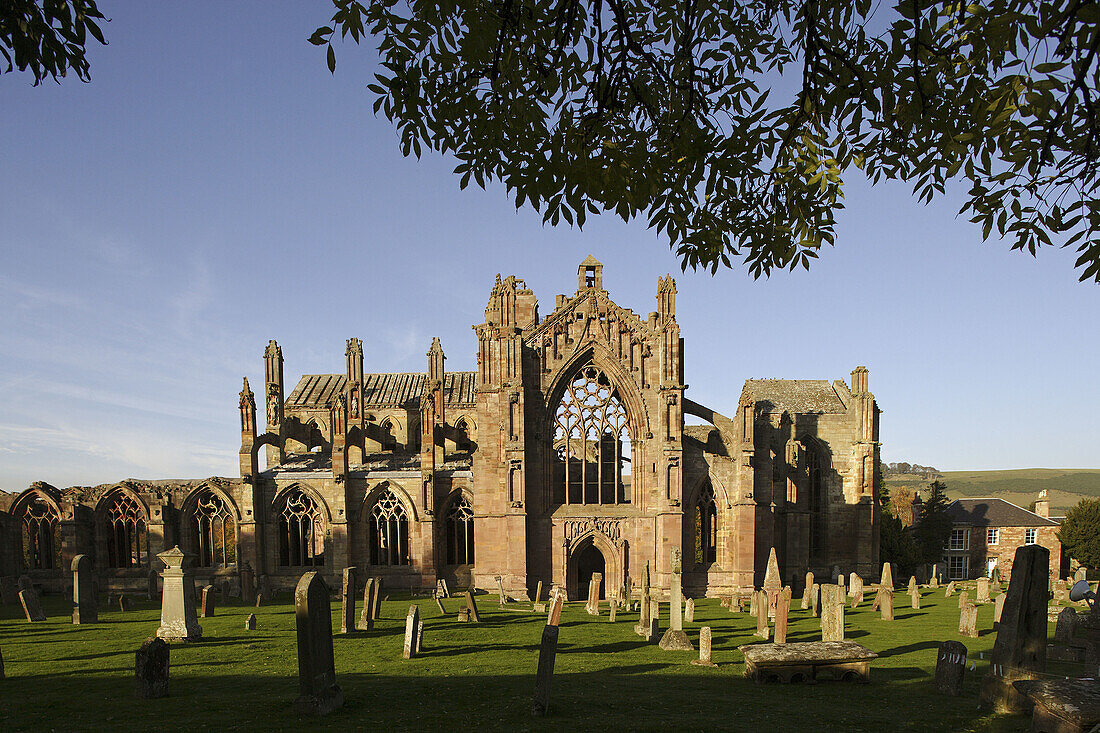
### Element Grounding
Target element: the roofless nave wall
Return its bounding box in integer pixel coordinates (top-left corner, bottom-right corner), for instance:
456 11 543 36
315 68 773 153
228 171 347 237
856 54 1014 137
0 257 880 600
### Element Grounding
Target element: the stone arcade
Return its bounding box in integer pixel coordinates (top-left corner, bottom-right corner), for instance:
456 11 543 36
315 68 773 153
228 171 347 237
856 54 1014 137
0 259 880 601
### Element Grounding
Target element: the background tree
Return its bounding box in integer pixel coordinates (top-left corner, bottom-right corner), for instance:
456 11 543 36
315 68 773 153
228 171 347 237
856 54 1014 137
1059 497 1100 569
1 0 107 85
315 0 1100 281
911 480 953 565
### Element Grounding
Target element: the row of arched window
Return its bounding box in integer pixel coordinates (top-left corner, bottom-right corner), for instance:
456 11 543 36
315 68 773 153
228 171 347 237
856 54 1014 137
11 486 475 572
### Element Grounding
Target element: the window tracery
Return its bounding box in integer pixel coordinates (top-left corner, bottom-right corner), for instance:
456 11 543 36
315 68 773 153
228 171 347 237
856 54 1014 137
368 488 410 566
20 495 61 570
277 489 325 567
552 365 631 504
444 496 474 565
190 490 237 567
103 492 148 568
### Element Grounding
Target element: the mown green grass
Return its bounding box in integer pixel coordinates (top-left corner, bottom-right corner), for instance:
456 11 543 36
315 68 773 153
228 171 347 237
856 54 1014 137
0 588 1073 732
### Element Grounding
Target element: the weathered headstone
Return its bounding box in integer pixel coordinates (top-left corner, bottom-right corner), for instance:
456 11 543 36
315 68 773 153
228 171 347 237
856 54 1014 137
958 590 969 609
959 603 978 638
994 592 1006 626
415 618 424 654
340 567 356 635
848 572 858 597
255 591 264 608
586 572 603 615
851 574 864 607
259 574 273 603
804 571 814 600
533 580 543 610
435 597 447 615
72 554 98 624
1054 579 1069 604
908 576 918 595
240 563 256 605
245 613 257 630
635 562 652 637
531 590 565 716
811 583 821 617
774 586 792 644
977 576 991 603
436 578 450 598
200 585 216 618
119 593 134 612
754 591 770 640
821 585 845 642
930 565 940 588
880 588 894 621
934 640 968 696
497 575 508 607
609 599 617 622
19 588 46 622
358 577 376 630
979 545 1050 713
648 600 661 643
763 547 782 618
691 626 718 667
371 577 383 620
880 562 893 591
660 547 693 650
135 637 169 699
1055 607 1078 644
685 598 695 623
911 589 921 609
156 547 202 642
945 581 955 597
403 605 420 659
147 568 158 600
293 572 343 716
18 575 32 592
465 589 481 622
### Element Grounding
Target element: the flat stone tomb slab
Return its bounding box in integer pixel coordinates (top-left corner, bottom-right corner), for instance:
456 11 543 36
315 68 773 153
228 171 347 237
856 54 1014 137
738 641 879 684
1014 678 1100 733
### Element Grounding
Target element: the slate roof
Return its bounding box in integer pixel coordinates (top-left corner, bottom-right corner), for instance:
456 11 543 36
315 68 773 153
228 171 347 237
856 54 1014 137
740 379 847 414
286 372 477 409
946 498 1060 527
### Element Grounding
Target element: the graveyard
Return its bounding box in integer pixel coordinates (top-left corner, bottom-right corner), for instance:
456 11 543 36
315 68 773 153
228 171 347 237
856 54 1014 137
0 577 1085 732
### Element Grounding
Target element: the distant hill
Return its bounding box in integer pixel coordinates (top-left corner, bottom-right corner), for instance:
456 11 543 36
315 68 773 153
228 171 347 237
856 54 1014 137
884 468 1100 515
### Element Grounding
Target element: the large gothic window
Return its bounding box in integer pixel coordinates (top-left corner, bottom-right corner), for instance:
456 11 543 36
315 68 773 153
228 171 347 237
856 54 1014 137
277 489 325 567
552 365 631 505
103 492 148 568
445 496 474 565
368 489 410 566
808 446 827 563
694 482 718 566
19 495 61 570
190 490 237 567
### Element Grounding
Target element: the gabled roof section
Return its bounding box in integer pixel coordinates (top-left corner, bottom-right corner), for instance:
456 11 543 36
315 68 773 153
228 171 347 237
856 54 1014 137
287 371 477 410
526 289 653 341
946 498 1060 527
740 379 848 414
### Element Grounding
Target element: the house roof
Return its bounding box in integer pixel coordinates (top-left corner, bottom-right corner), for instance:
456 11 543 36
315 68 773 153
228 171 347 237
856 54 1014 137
740 379 848 414
946 498 1060 528
286 371 477 410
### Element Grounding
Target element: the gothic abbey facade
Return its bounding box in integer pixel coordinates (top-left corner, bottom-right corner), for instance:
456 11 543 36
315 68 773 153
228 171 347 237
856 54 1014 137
0 258 881 599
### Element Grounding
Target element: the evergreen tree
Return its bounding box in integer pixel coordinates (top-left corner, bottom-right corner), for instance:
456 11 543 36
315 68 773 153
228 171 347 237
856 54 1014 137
1059 498 1100 570
912 480 953 565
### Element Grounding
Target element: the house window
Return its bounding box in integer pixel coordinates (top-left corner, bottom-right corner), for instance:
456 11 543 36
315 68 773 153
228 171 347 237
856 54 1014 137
987 528 999 545
947 554 969 579
368 489 410 566
947 528 970 551
1025 528 1037 545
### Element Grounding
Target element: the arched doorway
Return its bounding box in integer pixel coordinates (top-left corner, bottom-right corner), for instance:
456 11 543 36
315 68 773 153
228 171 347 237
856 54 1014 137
575 543 606 600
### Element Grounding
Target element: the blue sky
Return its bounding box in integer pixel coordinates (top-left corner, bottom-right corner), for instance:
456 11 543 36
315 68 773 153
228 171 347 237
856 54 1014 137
0 2 1096 491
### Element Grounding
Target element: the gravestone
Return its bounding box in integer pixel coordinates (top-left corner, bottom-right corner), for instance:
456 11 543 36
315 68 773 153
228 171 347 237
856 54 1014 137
880 562 893 591
977 577 991 603
240 563 256 605
147 569 158 600
72 554 98 624
0 576 19 606
691 626 718 667
636 562 652 637
930 565 940 588
293 572 344 716
340 567 356 635
994 592 1006 626
220 579 230 603
911 590 921 610
496 575 508 607
755 591 770 640
200 585 216 618
1076 567 1088 582
245 613 257 630
849 572 859 597
19 588 46 622
979 544 1050 713
958 590 969 609
821 585 845 642
959 603 978 638
609 600 617 622
763 547 782 618
586 572 602 615
416 618 424 654
435 597 447 615
811 583 821 617
457 607 470 622
1055 607 1078 644
945 581 955 597
436 579 450 598
119 594 134 612
135 637 169 699
934 640 968 696
358 577 376 631
648 600 661 643
259 574 273 603
851 574 864 607
533 580 543 610
371 577 384 620
774 587 792 644
532 590 565 716
660 547 693 650
1054 579 1069 604
685 598 695 623
908 576 918 594
18 575 32 592
464 589 481 622
880 589 894 621
255 591 264 608
801 573 813 610
403 605 420 659
156 547 202 642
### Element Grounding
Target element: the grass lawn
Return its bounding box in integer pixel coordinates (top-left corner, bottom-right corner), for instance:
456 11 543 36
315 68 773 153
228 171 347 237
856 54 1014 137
0 587 1075 731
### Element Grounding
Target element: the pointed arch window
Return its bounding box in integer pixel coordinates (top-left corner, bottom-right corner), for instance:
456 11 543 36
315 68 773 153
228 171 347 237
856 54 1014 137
369 489 410 566
445 496 474 565
808 445 828 564
277 489 325 567
694 482 718 566
552 364 631 505
103 492 148 568
454 417 474 453
380 419 397 452
19 495 61 570
190 490 237 567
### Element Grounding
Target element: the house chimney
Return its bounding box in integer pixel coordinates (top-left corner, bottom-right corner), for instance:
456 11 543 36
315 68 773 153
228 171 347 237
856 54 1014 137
1035 490 1049 518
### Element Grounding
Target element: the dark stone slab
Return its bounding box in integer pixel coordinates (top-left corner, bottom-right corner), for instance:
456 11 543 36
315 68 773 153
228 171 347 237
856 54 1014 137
135 637 169 699
293 572 343 716
934 640 968 696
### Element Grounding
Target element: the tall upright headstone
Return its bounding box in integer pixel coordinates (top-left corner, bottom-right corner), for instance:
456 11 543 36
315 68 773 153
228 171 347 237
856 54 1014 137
774 587 792 644
293 572 344 716
532 589 565 716
533 580 543 610
979 544 1050 713
935 640 968 696
959 602 978 638
880 588 894 621
811 583 821 617
685 598 695 623
880 562 893 591
659 547 694 650
135 637 169 699
72 554 98 624
464 589 481 622
340 567 356 634
155 547 202 642
691 626 718 667
994 592 1007 626
958 590 969 609
908 576 918 594
371 576 384 620
240 562 256 605
976 577 991 603
850 574 864 607
635 562 652 637
586 573 603 615
358 577 375 631
200 585 216 618
19 588 46 622
147 568 159 600
403 605 420 659
821 585 844 642
754 591 770 639
497 575 508 607
763 547 782 618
